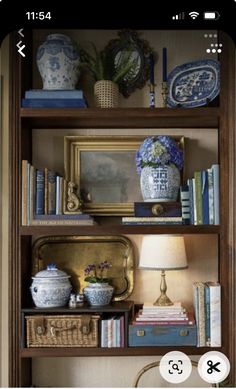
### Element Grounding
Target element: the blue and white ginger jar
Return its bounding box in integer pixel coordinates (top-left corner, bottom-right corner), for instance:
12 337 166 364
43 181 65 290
30 264 72 308
84 283 114 306
36 34 80 90
140 165 180 202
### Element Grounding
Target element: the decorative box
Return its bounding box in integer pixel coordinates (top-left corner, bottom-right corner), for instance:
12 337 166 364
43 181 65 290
134 202 181 217
26 315 100 347
129 324 197 347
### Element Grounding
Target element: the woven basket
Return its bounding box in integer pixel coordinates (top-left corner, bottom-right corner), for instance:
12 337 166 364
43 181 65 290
94 80 119 108
26 315 100 347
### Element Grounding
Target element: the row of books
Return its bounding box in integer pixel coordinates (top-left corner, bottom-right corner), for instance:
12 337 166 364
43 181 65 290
132 302 195 326
22 89 87 108
101 316 125 348
21 160 95 225
193 281 221 347
181 164 220 225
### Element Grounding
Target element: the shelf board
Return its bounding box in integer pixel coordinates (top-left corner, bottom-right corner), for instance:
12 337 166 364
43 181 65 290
20 107 220 129
22 301 133 313
20 225 220 236
20 346 221 358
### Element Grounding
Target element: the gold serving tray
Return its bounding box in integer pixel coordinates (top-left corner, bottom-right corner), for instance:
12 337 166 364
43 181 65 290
32 236 134 301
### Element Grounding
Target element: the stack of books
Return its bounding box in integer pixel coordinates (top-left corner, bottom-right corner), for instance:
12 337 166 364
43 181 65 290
180 164 220 225
193 281 221 347
21 89 87 108
101 315 125 348
22 160 95 226
132 302 195 326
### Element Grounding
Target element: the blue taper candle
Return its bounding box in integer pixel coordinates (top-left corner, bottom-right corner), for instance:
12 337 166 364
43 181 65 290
162 47 167 82
149 54 155 85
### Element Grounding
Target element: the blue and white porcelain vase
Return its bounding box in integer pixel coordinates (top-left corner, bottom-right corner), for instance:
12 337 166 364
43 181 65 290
36 34 80 90
84 283 114 306
30 264 72 308
140 165 180 202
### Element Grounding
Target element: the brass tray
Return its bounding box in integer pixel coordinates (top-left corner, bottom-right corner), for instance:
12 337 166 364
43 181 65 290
32 236 134 301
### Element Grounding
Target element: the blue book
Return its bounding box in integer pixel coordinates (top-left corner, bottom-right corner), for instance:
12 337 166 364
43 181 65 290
201 170 209 224
35 169 45 215
187 178 194 225
21 98 87 108
25 89 83 99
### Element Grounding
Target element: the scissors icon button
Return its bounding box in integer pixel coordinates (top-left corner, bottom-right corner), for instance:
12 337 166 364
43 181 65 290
207 360 221 374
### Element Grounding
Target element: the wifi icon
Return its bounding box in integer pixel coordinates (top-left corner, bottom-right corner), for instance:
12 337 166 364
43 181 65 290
189 11 199 19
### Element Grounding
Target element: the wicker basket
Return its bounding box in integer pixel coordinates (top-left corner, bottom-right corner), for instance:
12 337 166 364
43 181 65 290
94 80 119 108
26 315 100 347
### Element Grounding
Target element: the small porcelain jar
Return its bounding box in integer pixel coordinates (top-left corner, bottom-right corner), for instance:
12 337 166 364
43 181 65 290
84 282 114 306
30 264 72 308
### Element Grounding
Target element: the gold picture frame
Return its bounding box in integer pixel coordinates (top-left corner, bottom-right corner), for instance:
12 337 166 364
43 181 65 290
64 135 185 216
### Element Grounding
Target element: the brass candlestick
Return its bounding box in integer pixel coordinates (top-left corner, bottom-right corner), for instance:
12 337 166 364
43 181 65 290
162 81 168 108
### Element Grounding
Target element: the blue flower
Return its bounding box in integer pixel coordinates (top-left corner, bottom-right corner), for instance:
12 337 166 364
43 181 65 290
136 135 184 174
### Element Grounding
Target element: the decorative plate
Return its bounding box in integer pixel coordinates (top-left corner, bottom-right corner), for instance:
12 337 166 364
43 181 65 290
32 235 134 301
167 59 220 108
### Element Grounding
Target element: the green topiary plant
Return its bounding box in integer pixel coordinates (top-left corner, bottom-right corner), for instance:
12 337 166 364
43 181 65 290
78 43 138 84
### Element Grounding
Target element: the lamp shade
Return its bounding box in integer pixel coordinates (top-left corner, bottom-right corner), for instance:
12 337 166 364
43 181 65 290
139 235 188 270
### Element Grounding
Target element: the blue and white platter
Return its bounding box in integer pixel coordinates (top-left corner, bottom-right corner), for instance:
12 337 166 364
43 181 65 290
167 59 220 108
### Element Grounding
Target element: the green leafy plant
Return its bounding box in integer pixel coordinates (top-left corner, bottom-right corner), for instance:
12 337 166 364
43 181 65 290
78 43 138 83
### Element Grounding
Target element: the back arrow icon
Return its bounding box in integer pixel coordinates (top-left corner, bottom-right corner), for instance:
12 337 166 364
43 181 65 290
16 41 26 57
18 29 24 37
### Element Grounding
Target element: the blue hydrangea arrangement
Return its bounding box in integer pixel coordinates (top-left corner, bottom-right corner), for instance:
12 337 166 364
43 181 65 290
136 135 184 174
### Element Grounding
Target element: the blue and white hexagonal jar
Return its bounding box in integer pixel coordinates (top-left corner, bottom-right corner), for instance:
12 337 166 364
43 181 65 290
36 34 80 90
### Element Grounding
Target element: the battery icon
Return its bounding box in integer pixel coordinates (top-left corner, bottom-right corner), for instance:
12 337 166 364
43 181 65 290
204 11 220 20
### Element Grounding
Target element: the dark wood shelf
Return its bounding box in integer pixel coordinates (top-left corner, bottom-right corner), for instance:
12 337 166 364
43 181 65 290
20 346 221 358
22 301 134 314
20 224 220 236
20 107 220 129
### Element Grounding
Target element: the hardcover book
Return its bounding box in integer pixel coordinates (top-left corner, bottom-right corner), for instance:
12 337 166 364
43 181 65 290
21 98 87 108
25 89 84 99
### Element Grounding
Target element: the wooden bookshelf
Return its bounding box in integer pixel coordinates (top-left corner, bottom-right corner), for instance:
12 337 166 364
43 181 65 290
8 30 236 387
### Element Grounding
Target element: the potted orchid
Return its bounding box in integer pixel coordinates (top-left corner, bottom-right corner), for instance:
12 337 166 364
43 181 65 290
136 135 184 202
83 261 114 306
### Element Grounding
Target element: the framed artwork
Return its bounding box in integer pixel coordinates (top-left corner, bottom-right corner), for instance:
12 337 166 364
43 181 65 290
64 135 184 216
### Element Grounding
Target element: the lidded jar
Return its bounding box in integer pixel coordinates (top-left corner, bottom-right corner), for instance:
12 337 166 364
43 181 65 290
30 264 72 308
36 34 80 90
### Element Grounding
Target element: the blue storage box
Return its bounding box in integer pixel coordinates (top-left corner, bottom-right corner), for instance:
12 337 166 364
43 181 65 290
129 325 197 346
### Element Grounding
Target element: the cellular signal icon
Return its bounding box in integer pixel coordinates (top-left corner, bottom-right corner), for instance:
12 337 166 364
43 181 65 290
189 11 200 19
172 12 185 20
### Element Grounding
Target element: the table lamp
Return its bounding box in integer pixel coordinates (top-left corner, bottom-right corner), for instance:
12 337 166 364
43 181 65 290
139 235 188 306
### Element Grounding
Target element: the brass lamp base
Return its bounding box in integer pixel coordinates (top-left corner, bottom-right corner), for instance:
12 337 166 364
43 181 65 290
153 270 174 306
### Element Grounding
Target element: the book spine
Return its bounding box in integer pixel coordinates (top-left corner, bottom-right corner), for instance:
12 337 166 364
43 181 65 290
33 214 91 220
116 317 121 347
101 319 107 348
55 175 61 215
212 164 220 225
30 219 95 225
21 160 28 226
22 98 87 108
204 284 211 346
122 221 182 225
202 170 209 225
207 168 214 225
59 177 64 215
29 165 35 226
192 178 197 225
120 316 125 347
44 167 48 215
25 90 83 99
180 184 190 225
187 178 194 225
208 283 221 347
107 318 113 348
35 169 45 215
48 170 56 215
195 282 206 346
193 284 200 346
27 162 31 226
194 171 203 225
